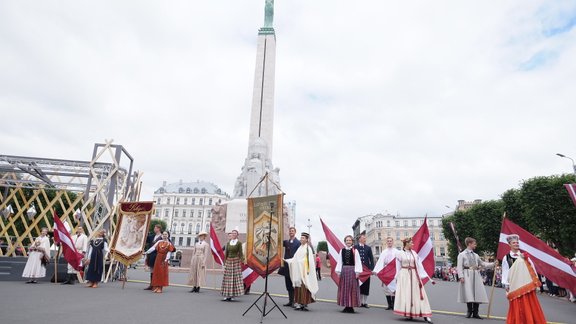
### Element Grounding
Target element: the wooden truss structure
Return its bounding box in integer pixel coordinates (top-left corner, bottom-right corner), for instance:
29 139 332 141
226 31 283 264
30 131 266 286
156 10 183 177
0 140 141 257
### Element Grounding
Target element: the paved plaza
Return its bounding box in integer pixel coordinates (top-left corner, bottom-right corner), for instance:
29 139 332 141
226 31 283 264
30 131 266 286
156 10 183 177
1 269 573 324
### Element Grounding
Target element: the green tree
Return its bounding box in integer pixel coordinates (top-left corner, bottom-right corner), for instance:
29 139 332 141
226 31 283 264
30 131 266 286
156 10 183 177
517 174 576 255
149 218 167 234
316 241 328 253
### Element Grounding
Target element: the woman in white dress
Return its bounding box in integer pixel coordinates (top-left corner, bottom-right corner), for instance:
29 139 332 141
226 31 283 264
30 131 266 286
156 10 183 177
22 228 51 283
394 237 434 323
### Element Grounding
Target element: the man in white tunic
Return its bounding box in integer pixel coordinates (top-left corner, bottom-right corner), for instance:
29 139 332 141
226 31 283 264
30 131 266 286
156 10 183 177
63 226 88 284
457 237 495 319
373 237 398 309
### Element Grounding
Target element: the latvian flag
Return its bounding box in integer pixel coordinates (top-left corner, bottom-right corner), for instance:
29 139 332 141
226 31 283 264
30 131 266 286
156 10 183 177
209 224 259 287
320 218 372 286
412 217 435 284
564 184 576 207
497 218 576 294
53 211 83 271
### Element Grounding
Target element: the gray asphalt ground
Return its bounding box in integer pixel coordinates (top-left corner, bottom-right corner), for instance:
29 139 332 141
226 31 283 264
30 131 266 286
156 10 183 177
1 268 573 324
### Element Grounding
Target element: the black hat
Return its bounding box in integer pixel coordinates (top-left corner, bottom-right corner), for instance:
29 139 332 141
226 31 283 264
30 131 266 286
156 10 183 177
301 232 310 238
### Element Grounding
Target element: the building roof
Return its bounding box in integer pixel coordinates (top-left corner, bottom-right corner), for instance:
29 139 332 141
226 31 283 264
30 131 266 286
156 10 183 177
154 180 228 196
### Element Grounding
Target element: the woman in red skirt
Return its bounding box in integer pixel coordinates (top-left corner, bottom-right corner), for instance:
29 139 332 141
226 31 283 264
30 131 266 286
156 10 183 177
335 235 362 313
144 231 175 293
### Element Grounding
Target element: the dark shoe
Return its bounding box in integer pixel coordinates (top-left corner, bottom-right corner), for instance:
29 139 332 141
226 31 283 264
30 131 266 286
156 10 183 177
472 314 483 319
424 317 433 323
361 304 369 308
283 302 293 307
144 286 153 290
386 305 393 310
196 287 200 293
301 306 309 311
294 306 302 311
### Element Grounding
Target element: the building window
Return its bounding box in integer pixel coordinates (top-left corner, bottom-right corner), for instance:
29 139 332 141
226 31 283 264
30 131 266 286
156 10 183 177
196 223 201 234
440 246 445 256
176 198 180 205
396 232 400 240
199 198 204 205
205 223 209 232
167 198 171 205
186 188 191 194
194 188 199 194
174 210 179 218
187 237 192 246
199 211 203 218
155 210 159 218
171 223 177 233
377 232 381 240
431 233 435 241
395 221 400 227
439 232 444 240
387 220 390 227
184 198 188 205
192 198 196 205
404 231 408 237
188 223 193 234
182 210 187 218
179 188 183 193
429 220 434 227
208 198 213 205
156 198 161 204
178 237 183 246
164 209 169 217
412 220 417 227
180 222 185 234
190 210 194 218
201 188 207 194
207 210 211 217
403 220 408 227
375 246 380 254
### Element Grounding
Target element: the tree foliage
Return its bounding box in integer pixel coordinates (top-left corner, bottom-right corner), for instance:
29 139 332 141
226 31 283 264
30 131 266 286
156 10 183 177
149 218 167 234
443 174 576 263
316 241 328 253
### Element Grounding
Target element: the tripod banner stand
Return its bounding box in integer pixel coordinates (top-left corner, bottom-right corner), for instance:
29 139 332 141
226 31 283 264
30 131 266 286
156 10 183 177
243 196 287 322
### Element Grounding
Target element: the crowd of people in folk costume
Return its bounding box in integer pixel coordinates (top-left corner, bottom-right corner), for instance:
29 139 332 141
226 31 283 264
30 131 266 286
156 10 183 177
19 222 557 324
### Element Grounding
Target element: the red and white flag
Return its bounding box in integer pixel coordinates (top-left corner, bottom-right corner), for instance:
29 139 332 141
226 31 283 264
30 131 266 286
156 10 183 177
320 218 372 286
564 184 576 207
53 211 83 271
373 217 434 287
412 217 435 284
209 224 259 287
320 218 345 285
497 218 576 293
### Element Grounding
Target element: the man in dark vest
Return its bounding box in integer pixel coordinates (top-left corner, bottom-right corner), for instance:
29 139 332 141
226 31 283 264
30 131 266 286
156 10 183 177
144 224 162 290
355 232 374 308
278 226 300 307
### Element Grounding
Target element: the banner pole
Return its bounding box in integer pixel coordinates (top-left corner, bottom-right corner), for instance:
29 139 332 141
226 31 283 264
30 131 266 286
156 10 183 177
54 245 61 283
487 212 506 318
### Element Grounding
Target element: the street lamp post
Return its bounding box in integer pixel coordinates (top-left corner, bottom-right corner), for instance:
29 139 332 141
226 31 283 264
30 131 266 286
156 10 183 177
556 153 576 175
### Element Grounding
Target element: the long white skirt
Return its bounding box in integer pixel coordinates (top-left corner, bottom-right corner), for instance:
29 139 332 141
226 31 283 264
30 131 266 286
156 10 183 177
22 251 46 278
394 268 432 318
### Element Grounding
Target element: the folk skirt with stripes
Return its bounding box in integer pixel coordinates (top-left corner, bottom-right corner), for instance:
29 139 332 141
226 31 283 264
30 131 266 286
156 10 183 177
294 284 315 305
221 257 244 297
337 265 360 307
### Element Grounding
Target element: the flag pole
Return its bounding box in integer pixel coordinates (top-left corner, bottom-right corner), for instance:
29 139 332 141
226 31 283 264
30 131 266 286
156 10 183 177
54 245 61 284
486 212 506 319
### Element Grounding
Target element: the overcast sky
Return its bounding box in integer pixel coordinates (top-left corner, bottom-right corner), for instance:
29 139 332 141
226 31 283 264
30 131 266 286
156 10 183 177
1 1 575 241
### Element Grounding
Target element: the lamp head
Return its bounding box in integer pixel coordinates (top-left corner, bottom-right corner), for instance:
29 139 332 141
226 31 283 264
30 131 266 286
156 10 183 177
557 153 566 158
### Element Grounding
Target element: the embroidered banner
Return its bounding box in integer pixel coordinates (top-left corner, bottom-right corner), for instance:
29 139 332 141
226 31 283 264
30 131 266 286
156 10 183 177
110 201 153 266
246 194 283 277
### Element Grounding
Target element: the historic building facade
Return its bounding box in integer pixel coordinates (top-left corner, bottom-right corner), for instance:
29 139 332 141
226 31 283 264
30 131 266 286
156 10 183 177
152 180 230 248
353 213 448 265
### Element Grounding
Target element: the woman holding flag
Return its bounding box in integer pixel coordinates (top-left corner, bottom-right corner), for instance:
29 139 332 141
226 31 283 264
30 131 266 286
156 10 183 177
221 229 244 301
335 235 362 313
394 237 434 323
